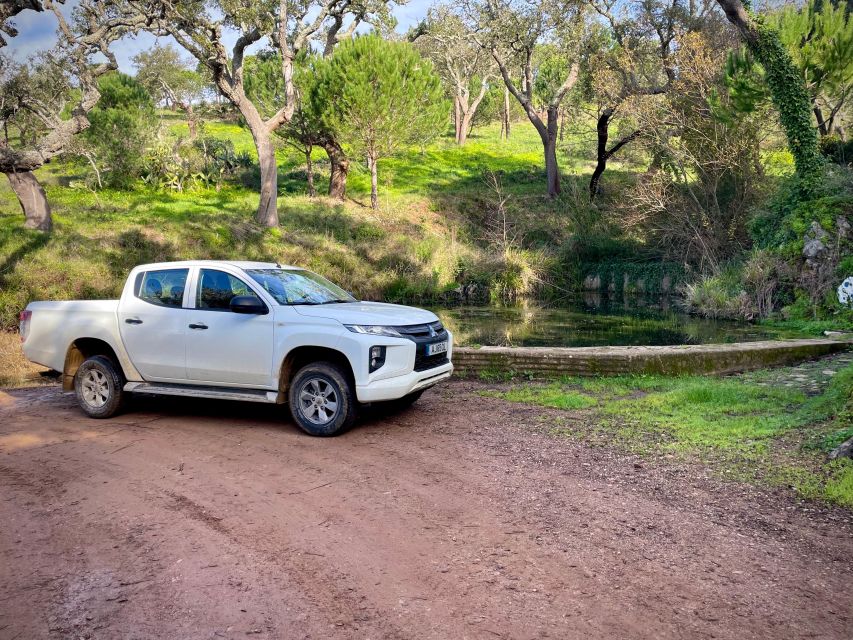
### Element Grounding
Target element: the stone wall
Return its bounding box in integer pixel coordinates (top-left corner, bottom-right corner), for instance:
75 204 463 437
453 338 853 377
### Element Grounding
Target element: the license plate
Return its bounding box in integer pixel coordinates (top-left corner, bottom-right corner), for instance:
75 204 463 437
426 341 448 356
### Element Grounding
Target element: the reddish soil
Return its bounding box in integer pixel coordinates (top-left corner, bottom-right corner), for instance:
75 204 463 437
1 380 851 640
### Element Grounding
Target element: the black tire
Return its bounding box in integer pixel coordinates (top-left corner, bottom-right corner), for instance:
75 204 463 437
74 355 127 419
288 362 357 436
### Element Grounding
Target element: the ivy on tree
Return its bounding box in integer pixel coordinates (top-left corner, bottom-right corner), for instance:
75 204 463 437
714 0 823 194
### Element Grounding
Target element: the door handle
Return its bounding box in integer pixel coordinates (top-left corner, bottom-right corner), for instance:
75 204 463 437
125 318 143 325
188 322 208 330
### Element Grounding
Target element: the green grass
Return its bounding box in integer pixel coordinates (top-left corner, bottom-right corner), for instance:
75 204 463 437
1 115 611 328
482 384 597 410
482 363 853 508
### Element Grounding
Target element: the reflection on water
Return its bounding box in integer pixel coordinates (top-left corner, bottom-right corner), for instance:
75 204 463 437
429 296 808 348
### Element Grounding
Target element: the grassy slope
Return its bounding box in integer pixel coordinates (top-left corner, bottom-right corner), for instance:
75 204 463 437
1 115 638 329
482 364 853 508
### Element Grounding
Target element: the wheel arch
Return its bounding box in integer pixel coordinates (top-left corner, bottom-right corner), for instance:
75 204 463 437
63 338 125 391
278 346 355 397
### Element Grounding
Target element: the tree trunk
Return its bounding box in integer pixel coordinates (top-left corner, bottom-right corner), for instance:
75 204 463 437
322 137 349 200
714 0 822 189
502 88 511 140
305 145 316 197
544 107 560 198
454 96 463 145
6 170 51 231
813 105 829 137
459 112 473 145
253 133 279 227
368 154 378 209
240 101 280 227
590 109 613 200
186 103 198 140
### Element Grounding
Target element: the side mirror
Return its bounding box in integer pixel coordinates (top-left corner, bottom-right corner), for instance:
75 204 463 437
230 295 268 315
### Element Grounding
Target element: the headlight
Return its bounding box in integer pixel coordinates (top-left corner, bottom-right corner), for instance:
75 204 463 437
344 324 402 338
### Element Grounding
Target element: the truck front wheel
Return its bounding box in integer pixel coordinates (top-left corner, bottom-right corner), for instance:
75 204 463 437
74 355 127 419
288 362 357 437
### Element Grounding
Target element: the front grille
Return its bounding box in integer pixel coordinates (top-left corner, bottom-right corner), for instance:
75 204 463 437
414 353 450 372
396 321 449 372
395 320 445 338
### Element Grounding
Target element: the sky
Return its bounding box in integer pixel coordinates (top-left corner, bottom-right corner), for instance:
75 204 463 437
2 0 434 74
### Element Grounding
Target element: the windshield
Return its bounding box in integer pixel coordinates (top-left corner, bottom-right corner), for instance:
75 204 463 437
246 269 356 305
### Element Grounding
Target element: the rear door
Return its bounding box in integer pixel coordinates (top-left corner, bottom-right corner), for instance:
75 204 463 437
118 267 189 381
184 268 274 387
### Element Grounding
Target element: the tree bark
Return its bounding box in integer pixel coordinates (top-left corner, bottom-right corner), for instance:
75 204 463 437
502 87 511 140
368 154 378 209
813 105 829 137
186 102 198 140
543 107 560 198
321 137 349 200
459 112 473 145
6 170 51 231
454 96 463 144
590 108 614 200
305 145 316 197
367 155 379 209
253 132 279 227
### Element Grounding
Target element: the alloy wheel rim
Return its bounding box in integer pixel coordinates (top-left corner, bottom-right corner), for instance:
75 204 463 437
298 377 339 425
81 370 110 408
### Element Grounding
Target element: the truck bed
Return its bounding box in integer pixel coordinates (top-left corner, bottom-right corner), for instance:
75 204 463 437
24 300 120 372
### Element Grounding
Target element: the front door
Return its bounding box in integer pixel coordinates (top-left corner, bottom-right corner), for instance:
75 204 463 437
184 268 274 387
118 267 189 381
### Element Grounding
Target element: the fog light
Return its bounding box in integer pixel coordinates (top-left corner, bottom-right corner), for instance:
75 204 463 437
369 345 386 372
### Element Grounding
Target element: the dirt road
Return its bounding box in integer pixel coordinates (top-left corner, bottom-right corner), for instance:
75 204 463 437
1 381 851 640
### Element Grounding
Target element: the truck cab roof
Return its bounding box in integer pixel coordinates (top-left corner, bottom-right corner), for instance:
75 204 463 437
132 260 302 272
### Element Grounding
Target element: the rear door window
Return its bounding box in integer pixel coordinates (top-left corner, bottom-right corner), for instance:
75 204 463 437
196 269 254 311
135 269 188 307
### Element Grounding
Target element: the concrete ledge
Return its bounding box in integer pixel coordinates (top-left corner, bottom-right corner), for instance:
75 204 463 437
453 338 853 377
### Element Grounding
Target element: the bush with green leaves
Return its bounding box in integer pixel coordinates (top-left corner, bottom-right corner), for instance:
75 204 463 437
142 133 252 192
83 72 157 188
682 251 794 320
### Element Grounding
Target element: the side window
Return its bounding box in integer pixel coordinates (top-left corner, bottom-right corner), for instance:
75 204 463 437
197 269 254 311
135 269 188 308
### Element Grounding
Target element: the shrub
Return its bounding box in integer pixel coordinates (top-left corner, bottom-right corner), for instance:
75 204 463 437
682 251 793 320
819 135 853 166
83 72 157 188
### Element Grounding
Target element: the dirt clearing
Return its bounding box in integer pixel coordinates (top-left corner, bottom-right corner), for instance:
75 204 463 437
1 381 851 639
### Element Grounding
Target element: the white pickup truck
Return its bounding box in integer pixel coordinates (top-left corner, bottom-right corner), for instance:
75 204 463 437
20 261 453 436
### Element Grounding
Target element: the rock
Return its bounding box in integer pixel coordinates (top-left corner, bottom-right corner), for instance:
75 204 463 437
583 274 601 291
803 221 830 261
661 274 672 293
837 215 851 239
829 436 853 460
803 237 826 259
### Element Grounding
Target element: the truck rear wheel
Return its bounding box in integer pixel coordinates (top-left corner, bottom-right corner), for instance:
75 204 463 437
74 355 127 419
288 362 356 437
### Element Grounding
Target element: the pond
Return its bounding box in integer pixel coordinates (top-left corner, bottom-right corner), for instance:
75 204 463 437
428 295 809 348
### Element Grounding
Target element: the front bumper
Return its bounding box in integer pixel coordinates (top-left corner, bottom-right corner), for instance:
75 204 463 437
356 361 453 403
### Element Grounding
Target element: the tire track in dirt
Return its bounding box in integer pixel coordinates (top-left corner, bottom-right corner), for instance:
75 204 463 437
0 381 851 639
